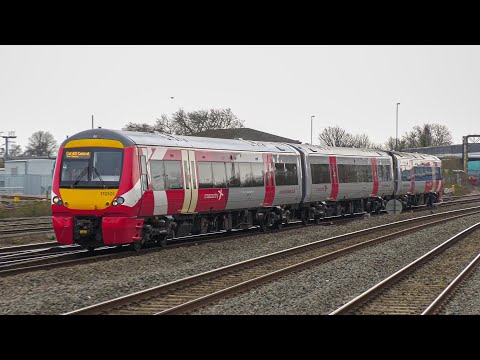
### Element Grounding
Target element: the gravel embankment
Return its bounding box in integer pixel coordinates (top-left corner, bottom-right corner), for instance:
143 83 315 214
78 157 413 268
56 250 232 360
439 254 480 315
0 203 479 315
193 213 480 315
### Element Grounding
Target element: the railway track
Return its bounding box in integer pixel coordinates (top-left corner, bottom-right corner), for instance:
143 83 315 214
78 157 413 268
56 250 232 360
0 216 53 236
64 206 480 315
1 199 479 277
0 216 51 223
330 222 480 315
0 194 477 239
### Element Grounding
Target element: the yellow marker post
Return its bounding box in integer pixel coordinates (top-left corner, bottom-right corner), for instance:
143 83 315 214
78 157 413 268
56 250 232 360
13 196 20 202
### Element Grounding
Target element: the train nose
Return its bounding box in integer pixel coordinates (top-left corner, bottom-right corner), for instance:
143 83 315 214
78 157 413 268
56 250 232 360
58 189 116 210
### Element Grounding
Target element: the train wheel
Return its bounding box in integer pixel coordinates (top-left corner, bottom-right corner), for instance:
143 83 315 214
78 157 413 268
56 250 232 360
157 235 168 247
209 217 219 233
261 212 275 232
130 241 142 251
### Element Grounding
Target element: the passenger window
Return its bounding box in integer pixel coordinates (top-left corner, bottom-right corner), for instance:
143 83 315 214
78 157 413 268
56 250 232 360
150 160 165 191
164 160 183 189
311 163 330 184
338 164 357 183
239 162 253 187
274 163 285 186
251 163 265 187
212 162 227 188
284 163 298 185
383 165 392 181
226 162 240 187
184 160 190 190
198 162 213 188
140 155 149 191
191 161 197 189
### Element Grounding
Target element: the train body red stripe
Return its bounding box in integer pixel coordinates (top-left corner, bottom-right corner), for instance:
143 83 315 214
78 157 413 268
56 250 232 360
370 158 379 197
328 156 339 201
262 153 275 206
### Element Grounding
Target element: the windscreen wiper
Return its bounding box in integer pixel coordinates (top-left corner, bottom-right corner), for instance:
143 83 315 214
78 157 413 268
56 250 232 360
92 166 106 188
71 166 89 187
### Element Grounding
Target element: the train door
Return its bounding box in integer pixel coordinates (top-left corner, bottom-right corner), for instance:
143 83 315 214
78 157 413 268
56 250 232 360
181 149 198 213
138 152 155 216
424 164 434 193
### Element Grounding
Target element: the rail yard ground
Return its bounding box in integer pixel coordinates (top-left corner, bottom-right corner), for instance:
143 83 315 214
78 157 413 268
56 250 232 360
0 199 479 315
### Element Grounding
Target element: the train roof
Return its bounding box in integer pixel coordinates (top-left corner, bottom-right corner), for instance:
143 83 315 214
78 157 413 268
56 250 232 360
389 150 441 161
61 128 298 154
288 143 391 158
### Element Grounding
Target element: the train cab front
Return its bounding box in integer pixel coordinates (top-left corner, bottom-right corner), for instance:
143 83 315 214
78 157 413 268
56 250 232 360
51 135 143 250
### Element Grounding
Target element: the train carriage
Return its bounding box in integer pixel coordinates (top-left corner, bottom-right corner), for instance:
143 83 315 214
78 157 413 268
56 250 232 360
289 144 394 220
51 128 443 251
52 129 303 250
391 151 443 207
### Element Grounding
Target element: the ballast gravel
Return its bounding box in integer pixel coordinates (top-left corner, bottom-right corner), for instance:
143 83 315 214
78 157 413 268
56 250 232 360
0 203 480 315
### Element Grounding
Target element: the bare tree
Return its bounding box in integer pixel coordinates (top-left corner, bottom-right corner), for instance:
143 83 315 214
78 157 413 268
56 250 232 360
318 126 355 147
402 123 452 148
384 136 408 151
430 123 453 146
122 122 155 132
8 144 22 157
124 108 244 136
156 108 245 136
24 131 58 157
351 134 374 148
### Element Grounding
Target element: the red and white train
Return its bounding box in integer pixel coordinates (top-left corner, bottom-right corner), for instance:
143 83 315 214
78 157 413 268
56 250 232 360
51 129 443 250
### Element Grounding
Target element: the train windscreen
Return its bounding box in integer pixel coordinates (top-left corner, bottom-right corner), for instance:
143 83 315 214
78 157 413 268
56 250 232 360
60 148 123 188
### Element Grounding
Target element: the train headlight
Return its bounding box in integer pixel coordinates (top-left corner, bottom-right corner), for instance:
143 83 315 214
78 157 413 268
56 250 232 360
53 196 63 206
111 197 124 207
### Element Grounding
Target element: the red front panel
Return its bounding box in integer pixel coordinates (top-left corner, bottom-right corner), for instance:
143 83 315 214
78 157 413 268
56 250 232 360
328 156 339 201
52 215 74 245
102 217 144 245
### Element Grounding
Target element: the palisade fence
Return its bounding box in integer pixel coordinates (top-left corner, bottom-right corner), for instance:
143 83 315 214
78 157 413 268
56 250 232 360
0 174 52 197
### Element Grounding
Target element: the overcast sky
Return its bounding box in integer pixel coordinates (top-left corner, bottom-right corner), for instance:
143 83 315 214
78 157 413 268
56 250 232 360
1 45 479 151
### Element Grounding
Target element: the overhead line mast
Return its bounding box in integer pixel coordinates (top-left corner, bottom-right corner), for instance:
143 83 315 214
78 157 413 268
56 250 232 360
1 131 17 160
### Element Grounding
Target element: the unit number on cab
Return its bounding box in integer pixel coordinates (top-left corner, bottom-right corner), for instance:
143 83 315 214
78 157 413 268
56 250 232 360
100 191 115 196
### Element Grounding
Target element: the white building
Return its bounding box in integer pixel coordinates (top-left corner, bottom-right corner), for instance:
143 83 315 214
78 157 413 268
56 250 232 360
5 158 55 176
1 158 55 195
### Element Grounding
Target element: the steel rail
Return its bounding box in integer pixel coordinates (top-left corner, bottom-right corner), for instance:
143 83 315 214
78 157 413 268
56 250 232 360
64 208 480 315
2 205 479 277
422 251 480 315
329 222 480 315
